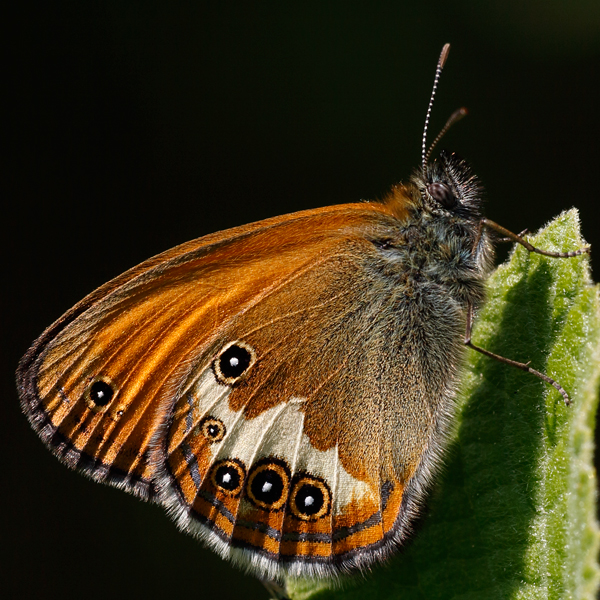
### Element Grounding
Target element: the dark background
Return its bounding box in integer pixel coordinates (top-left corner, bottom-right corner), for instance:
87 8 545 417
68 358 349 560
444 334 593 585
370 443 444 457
4 2 600 599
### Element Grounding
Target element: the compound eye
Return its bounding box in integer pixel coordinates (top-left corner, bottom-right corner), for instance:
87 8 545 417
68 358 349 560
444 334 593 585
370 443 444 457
427 182 457 209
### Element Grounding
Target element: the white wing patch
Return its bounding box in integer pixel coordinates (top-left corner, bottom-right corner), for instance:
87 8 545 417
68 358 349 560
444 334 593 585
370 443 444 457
184 368 232 423
183 368 371 515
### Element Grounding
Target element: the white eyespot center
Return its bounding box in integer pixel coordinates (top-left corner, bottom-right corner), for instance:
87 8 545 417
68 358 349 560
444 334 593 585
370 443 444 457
97 390 104 398
222 473 232 484
304 495 314 507
229 356 239 367
262 481 273 493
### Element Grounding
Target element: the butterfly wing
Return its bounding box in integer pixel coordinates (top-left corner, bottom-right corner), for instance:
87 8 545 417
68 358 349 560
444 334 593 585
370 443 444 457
157 254 417 577
18 205 378 498
153 207 461 577
18 198 461 577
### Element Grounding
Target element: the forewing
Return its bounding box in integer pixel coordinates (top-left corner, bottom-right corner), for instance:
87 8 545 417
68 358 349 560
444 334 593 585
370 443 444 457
18 197 448 576
17 204 391 501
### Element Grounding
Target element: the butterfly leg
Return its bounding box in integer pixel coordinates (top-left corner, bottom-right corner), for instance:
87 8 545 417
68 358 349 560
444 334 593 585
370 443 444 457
482 218 590 258
463 302 571 406
496 228 529 243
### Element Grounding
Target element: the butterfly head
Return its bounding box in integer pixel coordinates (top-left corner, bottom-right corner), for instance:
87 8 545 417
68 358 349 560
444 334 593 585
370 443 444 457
415 150 484 220
413 45 484 221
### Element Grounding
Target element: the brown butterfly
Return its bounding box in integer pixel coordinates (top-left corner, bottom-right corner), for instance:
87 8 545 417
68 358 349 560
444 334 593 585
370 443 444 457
16 44 588 586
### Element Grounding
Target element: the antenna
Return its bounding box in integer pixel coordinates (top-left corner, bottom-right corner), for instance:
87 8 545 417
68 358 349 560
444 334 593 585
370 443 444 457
422 43 451 176
423 107 468 166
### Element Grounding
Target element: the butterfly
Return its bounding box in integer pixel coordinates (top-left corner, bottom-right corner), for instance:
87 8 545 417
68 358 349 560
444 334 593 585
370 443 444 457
16 44 588 585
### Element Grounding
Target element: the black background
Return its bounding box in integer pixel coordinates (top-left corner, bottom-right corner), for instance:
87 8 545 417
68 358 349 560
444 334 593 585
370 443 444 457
4 2 600 599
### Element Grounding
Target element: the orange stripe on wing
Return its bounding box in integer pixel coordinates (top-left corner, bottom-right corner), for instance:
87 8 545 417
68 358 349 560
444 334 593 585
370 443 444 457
332 522 383 554
231 520 281 555
191 494 235 537
280 538 332 558
280 509 333 558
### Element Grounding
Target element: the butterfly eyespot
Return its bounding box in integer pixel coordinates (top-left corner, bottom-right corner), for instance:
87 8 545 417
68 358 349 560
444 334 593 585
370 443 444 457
85 378 115 411
427 181 457 209
290 475 331 521
210 459 246 497
199 416 226 443
246 458 290 511
213 341 256 385
110 407 125 421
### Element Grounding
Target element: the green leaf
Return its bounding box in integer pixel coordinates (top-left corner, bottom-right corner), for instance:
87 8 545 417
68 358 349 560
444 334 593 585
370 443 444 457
286 210 600 600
